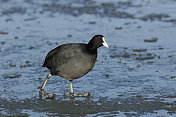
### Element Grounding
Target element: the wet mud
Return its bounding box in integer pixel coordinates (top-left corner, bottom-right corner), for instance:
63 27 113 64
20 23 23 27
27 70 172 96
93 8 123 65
0 0 176 116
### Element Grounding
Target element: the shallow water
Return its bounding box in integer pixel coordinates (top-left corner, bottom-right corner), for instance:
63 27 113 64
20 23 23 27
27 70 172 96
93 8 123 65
0 0 176 116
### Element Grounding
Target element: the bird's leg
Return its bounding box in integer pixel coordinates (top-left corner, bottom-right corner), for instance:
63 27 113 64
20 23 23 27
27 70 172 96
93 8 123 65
70 80 74 94
64 80 74 96
64 80 90 97
41 73 51 90
39 73 56 99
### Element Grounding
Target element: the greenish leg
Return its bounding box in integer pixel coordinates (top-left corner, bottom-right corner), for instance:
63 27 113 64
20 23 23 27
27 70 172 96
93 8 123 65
64 80 90 97
39 73 56 99
70 80 74 94
41 73 51 89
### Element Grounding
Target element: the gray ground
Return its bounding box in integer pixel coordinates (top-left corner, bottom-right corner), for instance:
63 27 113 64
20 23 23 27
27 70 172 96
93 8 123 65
0 0 176 116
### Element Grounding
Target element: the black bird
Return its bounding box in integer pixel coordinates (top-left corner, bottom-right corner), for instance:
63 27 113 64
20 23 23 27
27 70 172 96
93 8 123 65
39 35 108 98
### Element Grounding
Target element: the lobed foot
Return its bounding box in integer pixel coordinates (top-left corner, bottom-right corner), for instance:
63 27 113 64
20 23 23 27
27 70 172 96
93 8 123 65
39 89 56 99
64 92 90 97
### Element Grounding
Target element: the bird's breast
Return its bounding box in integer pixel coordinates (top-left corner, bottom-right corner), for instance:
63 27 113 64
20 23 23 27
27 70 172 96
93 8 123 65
56 52 97 79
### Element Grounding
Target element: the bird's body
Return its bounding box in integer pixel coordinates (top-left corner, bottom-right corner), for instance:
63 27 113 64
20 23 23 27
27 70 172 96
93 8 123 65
39 35 108 98
42 43 97 80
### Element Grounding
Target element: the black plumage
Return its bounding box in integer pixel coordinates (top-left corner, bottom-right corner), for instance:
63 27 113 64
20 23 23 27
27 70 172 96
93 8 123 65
39 35 108 98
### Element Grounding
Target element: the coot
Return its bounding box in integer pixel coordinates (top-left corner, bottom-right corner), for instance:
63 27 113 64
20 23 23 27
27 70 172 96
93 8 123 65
39 35 108 98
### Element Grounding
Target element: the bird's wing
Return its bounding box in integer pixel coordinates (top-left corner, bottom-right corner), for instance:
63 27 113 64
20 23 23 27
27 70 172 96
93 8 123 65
42 44 79 67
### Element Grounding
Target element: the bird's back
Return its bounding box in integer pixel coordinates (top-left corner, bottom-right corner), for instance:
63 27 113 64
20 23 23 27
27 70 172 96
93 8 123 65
42 43 97 80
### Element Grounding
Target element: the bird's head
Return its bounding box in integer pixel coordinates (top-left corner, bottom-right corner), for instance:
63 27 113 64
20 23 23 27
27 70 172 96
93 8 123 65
88 35 109 50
